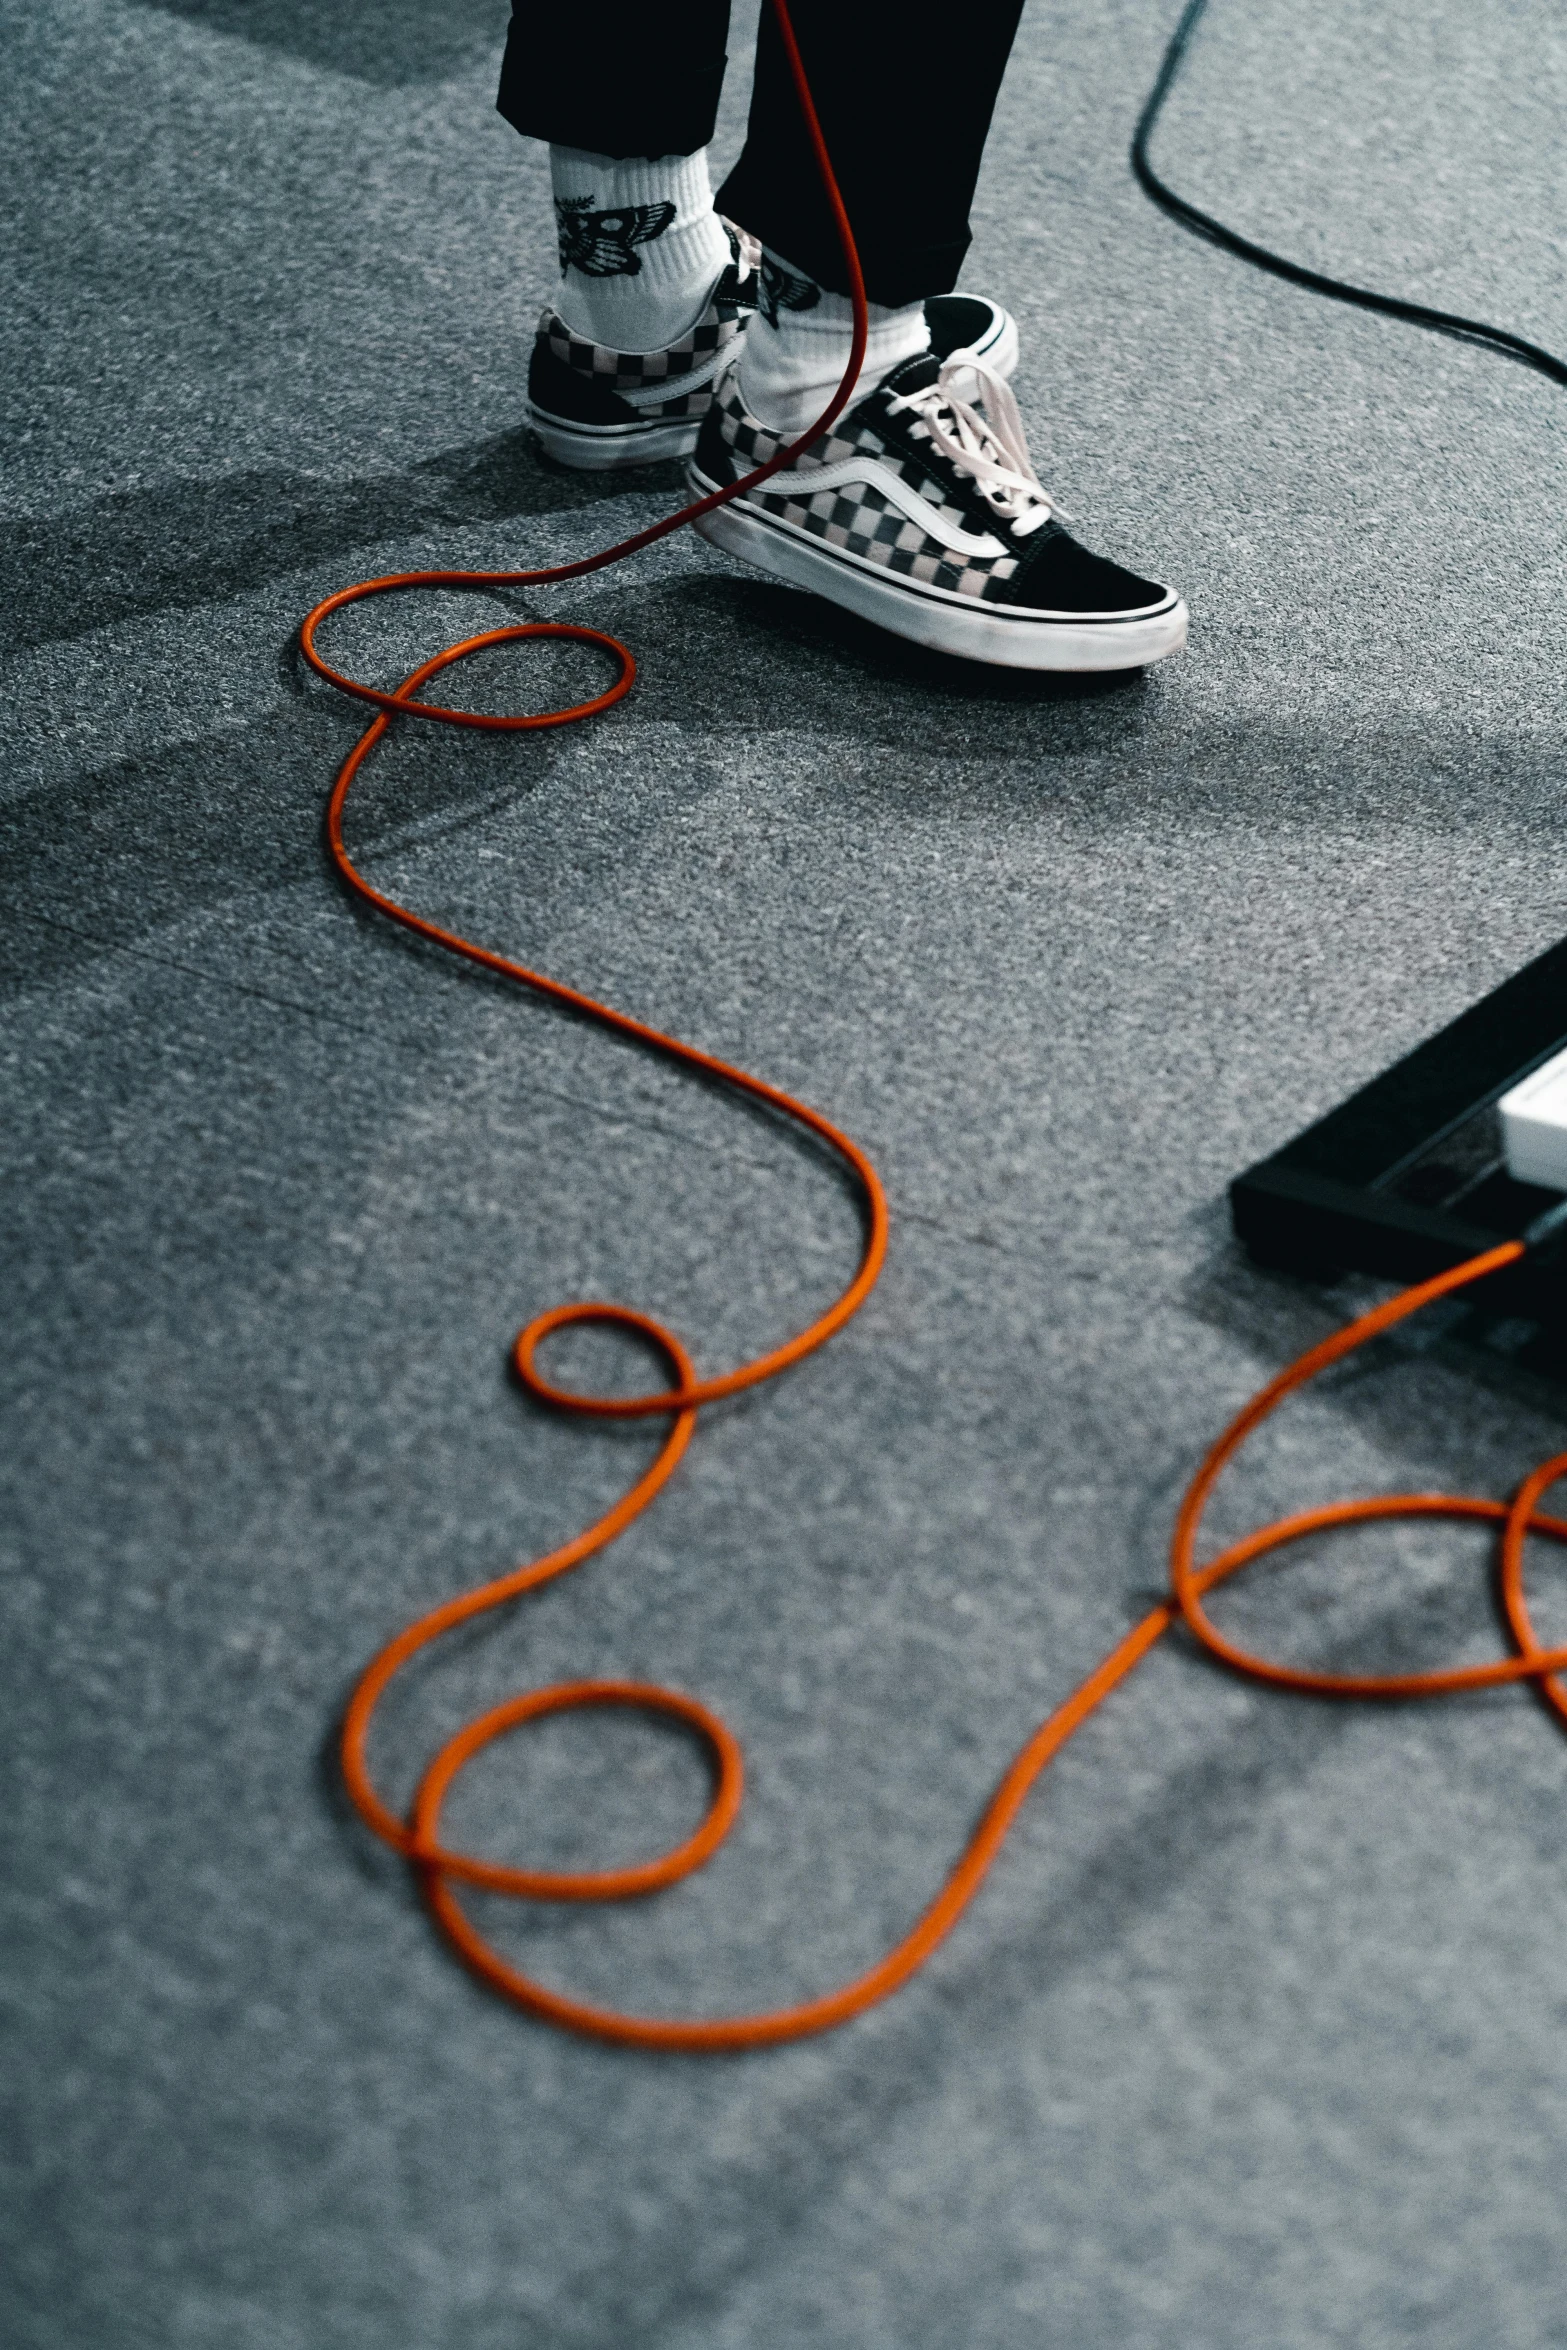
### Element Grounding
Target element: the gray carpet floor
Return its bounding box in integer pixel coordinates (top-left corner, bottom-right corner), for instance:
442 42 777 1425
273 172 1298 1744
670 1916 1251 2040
6 1 1567 2344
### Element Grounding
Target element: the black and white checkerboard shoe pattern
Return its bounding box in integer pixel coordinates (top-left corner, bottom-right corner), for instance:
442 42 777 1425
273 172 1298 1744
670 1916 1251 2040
528 226 761 471
689 349 1187 671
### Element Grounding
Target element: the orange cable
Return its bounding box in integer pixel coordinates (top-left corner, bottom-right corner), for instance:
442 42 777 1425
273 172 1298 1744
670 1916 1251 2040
305 5 1567 2049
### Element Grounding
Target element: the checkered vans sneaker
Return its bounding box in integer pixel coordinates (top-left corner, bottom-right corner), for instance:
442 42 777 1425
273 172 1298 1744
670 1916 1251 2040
688 349 1187 671
528 223 761 472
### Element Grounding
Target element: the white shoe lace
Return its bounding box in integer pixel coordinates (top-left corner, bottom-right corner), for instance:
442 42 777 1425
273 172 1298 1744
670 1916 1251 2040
724 220 763 286
884 350 1062 537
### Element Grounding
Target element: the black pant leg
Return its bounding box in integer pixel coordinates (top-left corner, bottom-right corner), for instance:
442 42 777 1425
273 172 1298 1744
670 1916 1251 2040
496 0 732 159
717 0 1026 304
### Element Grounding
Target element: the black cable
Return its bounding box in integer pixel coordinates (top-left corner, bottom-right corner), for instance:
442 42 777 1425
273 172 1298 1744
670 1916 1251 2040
1132 0 1567 388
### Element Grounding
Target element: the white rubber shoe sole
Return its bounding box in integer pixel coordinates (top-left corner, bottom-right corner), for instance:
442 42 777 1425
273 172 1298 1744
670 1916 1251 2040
690 465 1188 673
530 409 703 471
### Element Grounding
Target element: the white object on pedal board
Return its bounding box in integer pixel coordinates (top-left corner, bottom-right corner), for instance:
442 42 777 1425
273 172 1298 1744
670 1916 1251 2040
1499 1047 1567 1192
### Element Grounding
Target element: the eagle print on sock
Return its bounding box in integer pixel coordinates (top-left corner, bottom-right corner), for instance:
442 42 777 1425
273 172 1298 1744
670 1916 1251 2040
757 255 822 329
555 196 677 278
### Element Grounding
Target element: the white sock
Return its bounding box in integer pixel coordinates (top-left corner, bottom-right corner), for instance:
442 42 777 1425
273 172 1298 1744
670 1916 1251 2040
738 249 931 437
549 146 731 355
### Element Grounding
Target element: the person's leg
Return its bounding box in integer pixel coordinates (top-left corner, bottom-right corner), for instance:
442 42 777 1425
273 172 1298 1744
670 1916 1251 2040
687 1 1185 671
716 0 1025 429
719 0 1025 304
499 0 1186 669
498 0 762 466
496 0 729 167
545 144 732 354
498 0 737 355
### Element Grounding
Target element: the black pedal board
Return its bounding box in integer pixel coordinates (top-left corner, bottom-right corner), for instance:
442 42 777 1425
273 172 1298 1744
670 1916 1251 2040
1230 934 1567 1349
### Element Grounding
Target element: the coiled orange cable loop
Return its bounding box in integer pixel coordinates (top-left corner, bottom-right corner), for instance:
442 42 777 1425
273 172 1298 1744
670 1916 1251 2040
306 6 1567 2048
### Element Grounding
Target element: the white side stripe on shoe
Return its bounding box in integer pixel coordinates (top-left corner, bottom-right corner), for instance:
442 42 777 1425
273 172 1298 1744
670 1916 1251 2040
619 341 739 410
742 453 1010 558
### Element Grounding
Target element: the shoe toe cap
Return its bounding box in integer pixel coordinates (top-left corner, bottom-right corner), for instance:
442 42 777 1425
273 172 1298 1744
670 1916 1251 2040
1007 527 1174 616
